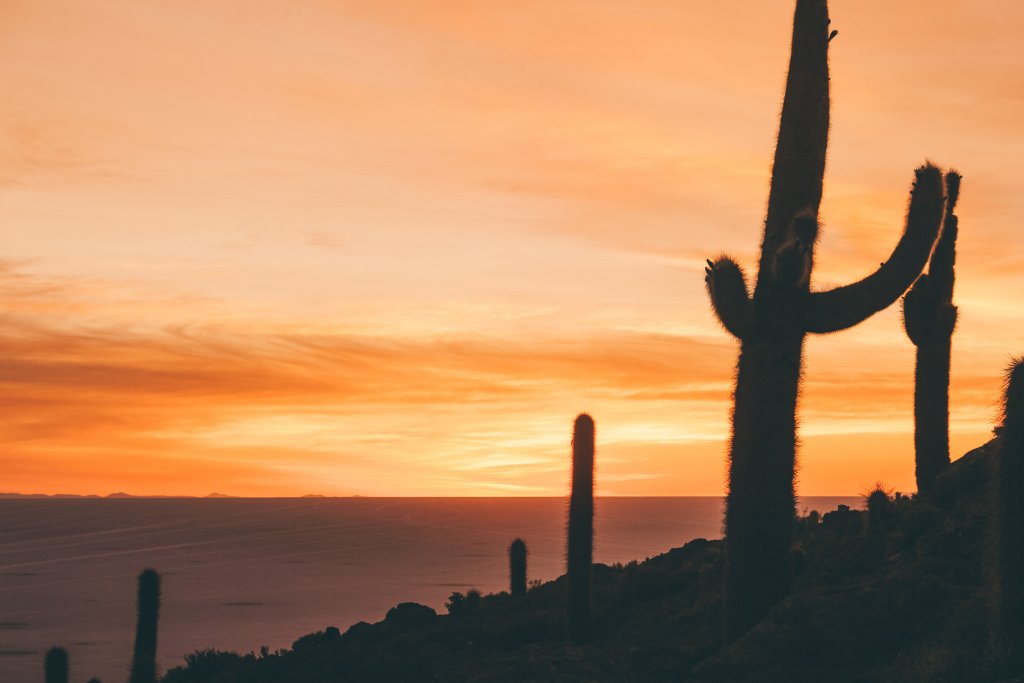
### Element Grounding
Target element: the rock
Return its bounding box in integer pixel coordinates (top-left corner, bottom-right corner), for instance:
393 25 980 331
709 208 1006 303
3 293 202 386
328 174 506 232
385 602 437 628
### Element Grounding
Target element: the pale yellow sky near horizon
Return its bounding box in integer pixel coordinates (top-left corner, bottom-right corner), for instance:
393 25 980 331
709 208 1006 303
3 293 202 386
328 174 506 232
2 0 1023 496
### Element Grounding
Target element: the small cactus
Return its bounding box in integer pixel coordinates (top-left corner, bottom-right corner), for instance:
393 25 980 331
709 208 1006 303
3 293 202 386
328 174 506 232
566 413 594 643
44 647 68 683
129 569 161 683
865 483 894 534
995 358 1024 670
509 538 527 598
903 172 962 493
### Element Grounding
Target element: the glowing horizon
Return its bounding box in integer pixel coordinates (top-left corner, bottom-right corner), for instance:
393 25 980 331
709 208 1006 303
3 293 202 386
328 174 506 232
3 1 1023 496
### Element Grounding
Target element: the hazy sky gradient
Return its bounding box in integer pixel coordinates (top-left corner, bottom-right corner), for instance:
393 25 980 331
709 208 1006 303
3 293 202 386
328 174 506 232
3 0 1023 495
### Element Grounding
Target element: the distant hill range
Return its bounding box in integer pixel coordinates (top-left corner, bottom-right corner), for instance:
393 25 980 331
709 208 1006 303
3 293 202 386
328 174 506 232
0 492 355 499
0 492 241 499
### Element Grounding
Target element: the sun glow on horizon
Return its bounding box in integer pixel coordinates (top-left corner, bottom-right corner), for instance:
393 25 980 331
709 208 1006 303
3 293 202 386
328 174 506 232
2 1 1023 497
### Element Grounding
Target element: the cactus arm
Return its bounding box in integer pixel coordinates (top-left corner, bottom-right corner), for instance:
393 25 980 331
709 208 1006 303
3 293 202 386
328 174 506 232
705 257 754 340
757 0 831 285
928 171 961 300
901 275 930 346
803 164 945 334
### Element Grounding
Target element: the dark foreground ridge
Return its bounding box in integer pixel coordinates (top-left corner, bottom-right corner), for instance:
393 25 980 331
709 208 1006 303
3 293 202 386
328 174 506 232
161 441 1008 683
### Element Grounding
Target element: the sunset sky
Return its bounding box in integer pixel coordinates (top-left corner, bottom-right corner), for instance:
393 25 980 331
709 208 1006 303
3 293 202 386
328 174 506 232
2 0 1023 496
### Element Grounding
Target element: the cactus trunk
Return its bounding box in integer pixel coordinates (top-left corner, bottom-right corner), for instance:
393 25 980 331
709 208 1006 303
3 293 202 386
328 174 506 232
913 341 952 489
44 647 68 683
509 538 527 598
724 335 802 632
129 569 160 683
995 359 1024 671
566 413 594 643
704 0 946 638
904 172 961 493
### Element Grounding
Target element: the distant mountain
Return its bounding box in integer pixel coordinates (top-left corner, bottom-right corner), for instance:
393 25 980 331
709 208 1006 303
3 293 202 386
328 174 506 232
0 492 100 499
204 492 236 498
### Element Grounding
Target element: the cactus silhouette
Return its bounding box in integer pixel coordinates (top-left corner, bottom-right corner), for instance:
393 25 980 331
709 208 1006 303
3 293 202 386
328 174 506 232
129 569 161 683
703 0 946 637
44 647 68 683
566 413 594 642
995 358 1024 670
865 484 894 534
903 172 962 493
509 538 527 598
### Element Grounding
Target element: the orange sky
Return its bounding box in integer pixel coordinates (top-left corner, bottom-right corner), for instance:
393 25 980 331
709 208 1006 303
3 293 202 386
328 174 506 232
2 0 1023 496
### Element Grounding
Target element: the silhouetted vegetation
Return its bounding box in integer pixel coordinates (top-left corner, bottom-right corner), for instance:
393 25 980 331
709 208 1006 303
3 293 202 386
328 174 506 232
445 590 481 617
904 172 962 493
45 647 68 683
158 454 1011 682
994 358 1024 674
865 484 895 535
130 569 161 683
703 0 947 637
567 413 595 643
509 538 527 598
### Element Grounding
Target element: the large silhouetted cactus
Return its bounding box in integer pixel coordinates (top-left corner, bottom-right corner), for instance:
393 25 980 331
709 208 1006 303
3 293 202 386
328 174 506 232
129 569 161 683
903 172 962 493
509 538 527 598
566 413 594 642
995 358 1024 670
44 647 68 683
704 0 946 638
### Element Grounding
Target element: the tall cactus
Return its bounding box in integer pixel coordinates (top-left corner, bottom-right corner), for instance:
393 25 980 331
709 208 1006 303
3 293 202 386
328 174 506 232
129 569 161 683
903 172 962 493
566 413 594 642
509 538 527 598
44 647 68 683
995 358 1024 671
703 0 946 638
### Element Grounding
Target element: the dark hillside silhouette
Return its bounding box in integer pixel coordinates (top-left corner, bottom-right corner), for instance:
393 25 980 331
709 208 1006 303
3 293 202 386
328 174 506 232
703 0 947 637
995 358 1024 675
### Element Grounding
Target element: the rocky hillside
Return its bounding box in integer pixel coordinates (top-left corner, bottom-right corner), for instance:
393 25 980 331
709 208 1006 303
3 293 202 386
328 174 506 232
161 441 1007 683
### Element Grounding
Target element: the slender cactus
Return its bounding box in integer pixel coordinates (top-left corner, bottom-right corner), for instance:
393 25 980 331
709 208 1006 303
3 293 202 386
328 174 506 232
995 358 1024 671
129 569 161 683
903 172 962 493
704 0 946 638
566 413 594 642
44 647 68 683
509 538 527 598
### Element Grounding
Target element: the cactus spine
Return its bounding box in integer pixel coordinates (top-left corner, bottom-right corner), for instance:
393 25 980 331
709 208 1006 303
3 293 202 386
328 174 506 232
129 569 161 683
509 538 527 598
704 0 946 638
995 358 1024 670
566 413 594 642
44 647 68 683
903 172 962 493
